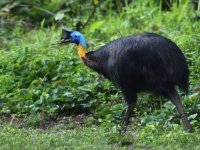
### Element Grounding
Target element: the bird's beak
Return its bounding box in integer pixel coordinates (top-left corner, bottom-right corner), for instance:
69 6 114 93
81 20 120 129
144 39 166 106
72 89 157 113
60 28 73 44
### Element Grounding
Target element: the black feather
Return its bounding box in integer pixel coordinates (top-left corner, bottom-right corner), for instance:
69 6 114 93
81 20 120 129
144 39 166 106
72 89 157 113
85 32 189 93
82 32 192 132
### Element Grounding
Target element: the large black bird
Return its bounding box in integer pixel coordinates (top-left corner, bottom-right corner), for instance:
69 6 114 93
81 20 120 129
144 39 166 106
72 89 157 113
60 29 192 132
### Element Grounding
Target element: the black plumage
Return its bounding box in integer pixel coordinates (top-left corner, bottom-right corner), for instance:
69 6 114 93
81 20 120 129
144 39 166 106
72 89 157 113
61 30 192 132
85 33 189 93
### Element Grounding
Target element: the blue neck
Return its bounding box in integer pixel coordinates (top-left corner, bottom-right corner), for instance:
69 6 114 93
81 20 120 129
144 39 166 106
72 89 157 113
79 36 87 49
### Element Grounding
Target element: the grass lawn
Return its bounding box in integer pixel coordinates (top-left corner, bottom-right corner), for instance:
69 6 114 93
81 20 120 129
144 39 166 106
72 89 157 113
0 122 200 150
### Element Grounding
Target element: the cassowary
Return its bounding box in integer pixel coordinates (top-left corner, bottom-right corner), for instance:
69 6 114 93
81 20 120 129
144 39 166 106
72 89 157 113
60 28 192 132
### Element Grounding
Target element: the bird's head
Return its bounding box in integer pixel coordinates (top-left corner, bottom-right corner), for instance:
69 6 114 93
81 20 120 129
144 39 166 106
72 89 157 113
60 28 87 48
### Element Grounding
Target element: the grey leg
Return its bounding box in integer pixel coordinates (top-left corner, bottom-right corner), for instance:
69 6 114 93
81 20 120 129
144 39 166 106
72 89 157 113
168 89 193 132
122 101 135 127
121 90 137 133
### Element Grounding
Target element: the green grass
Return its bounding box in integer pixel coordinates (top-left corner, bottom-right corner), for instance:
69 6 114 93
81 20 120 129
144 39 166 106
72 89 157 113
0 124 199 150
137 125 200 150
0 125 110 150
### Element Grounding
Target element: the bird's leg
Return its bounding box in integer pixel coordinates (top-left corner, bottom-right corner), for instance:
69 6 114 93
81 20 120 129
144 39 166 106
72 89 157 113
168 89 193 132
122 102 134 126
120 91 137 133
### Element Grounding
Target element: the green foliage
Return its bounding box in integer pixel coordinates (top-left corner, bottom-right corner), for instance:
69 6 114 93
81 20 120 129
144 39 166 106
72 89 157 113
0 28 119 116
